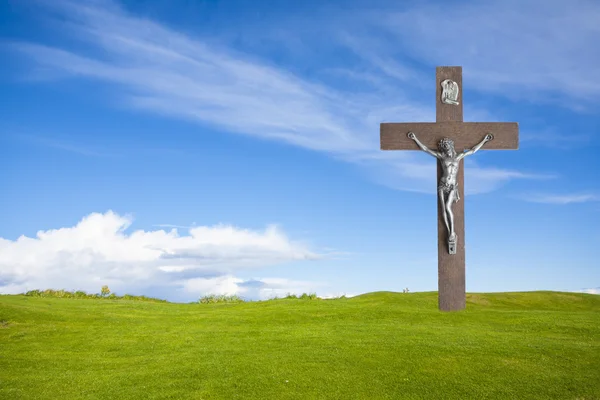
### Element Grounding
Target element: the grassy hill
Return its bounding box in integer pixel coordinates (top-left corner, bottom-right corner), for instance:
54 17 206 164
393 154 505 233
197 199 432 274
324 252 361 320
1 291 599 399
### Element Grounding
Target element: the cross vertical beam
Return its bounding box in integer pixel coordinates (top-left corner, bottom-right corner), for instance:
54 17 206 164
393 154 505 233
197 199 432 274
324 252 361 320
436 66 465 311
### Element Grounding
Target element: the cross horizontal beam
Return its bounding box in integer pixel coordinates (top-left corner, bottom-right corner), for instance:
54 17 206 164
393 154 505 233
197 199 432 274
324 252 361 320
380 122 519 151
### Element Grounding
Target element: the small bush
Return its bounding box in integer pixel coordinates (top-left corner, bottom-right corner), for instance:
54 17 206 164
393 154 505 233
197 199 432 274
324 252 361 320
283 292 319 300
199 294 245 304
21 288 167 303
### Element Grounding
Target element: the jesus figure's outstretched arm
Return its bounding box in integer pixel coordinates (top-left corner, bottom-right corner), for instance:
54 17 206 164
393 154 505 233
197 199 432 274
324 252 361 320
408 132 441 158
457 133 493 160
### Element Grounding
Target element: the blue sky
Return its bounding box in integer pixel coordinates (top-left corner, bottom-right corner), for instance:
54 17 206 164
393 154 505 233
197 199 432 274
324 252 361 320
1 0 598 302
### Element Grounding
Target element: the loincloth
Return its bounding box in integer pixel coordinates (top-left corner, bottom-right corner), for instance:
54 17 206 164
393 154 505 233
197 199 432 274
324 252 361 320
438 182 460 202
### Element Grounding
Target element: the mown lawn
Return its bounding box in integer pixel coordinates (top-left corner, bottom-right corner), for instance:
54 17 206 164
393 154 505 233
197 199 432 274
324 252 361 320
1 291 599 399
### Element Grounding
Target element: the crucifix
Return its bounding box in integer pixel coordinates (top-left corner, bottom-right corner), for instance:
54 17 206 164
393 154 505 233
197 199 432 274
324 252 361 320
380 66 519 311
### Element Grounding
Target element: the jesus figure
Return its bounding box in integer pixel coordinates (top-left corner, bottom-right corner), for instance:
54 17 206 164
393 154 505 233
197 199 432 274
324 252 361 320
407 131 493 251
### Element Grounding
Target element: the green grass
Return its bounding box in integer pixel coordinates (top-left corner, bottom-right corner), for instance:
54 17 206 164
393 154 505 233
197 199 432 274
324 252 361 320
1 291 599 399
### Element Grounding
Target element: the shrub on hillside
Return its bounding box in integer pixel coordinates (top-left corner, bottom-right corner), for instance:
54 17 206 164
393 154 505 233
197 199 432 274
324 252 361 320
101 285 111 297
198 294 245 304
22 288 167 303
283 292 319 300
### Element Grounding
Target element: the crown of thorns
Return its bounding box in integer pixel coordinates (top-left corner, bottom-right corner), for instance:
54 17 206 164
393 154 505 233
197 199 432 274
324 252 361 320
438 138 454 149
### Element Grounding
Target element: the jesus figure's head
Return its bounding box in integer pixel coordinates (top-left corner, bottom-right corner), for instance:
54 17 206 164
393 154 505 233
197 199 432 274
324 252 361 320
438 138 456 157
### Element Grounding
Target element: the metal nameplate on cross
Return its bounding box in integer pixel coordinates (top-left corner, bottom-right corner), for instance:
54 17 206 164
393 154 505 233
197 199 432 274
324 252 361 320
380 66 519 311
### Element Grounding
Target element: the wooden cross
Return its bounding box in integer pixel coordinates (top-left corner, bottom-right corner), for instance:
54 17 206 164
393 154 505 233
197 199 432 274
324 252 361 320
380 66 519 312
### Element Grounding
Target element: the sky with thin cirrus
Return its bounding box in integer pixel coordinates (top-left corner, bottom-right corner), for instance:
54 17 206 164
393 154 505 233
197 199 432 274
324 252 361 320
1 0 598 302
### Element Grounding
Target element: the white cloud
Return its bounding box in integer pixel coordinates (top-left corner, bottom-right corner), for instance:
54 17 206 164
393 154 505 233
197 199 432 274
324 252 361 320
0 211 322 301
181 276 244 296
235 277 327 300
178 275 321 300
516 193 600 205
259 278 328 299
8 0 551 195
319 292 359 299
577 288 600 295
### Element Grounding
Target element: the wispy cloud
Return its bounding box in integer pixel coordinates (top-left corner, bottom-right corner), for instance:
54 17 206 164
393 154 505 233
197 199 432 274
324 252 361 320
516 193 600 205
356 152 555 195
0 211 324 302
363 0 600 110
11 132 188 158
8 0 555 194
520 128 593 149
467 168 557 195
17 133 119 157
